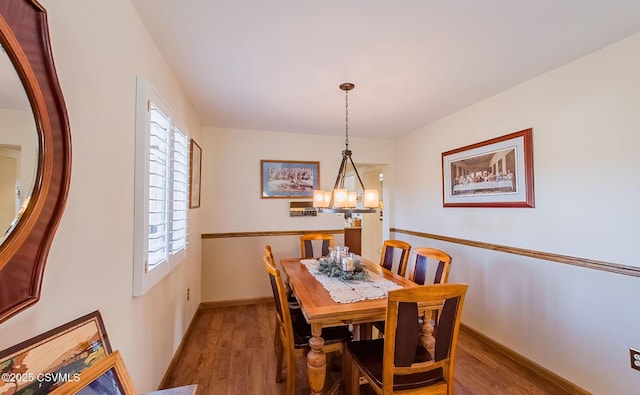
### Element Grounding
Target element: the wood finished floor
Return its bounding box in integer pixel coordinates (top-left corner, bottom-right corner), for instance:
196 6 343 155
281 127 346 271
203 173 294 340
161 303 572 395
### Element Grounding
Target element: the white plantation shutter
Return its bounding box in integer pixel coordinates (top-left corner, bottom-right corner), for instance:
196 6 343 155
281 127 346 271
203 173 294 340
170 124 188 254
134 77 190 296
148 102 170 270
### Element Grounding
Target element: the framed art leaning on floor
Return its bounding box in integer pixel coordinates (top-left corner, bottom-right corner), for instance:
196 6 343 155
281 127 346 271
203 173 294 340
0 311 112 394
442 128 535 208
49 351 136 395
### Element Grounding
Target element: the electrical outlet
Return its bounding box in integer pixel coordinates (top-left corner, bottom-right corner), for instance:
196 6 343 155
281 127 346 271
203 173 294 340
631 348 640 371
187 288 190 301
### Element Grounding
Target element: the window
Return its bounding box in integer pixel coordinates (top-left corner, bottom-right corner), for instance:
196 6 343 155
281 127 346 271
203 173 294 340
134 77 189 296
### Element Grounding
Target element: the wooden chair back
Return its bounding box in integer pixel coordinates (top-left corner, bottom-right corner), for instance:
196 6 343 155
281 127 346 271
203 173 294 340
409 248 452 285
265 244 300 311
380 240 411 277
264 244 275 265
383 283 467 394
300 233 335 258
264 256 294 348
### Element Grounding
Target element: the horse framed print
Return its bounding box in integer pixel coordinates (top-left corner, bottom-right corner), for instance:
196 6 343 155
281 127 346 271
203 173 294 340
260 160 319 199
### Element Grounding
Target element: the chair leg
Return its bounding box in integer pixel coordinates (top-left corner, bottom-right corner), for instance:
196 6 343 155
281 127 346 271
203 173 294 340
285 349 296 395
274 323 280 354
274 327 283 383
344 350 360 395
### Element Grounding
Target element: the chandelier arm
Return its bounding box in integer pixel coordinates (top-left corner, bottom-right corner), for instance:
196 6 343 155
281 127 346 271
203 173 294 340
348 155 367 190
333 154 349 189
328 154 349 207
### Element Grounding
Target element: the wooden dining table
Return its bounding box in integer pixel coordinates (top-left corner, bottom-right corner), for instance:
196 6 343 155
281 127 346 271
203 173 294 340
280 256 429 395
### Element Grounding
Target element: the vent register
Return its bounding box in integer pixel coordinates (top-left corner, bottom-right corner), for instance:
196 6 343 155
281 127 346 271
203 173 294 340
289 201 317 217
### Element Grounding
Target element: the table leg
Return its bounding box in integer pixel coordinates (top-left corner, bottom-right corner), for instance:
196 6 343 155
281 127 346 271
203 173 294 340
307 323 326 395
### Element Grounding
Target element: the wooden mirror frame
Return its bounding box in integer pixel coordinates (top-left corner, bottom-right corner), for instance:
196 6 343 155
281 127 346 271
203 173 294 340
0 0 71 323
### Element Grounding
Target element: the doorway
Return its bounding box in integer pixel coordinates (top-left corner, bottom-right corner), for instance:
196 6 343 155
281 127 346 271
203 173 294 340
359 165 384 263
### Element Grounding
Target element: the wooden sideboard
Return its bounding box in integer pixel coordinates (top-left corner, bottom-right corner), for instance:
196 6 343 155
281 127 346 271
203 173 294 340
344 227 361 255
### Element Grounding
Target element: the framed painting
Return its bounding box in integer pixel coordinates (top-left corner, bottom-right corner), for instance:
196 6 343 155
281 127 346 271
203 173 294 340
189 138 202 209
0 311 111 394
260 160 319 198
442 128 535 208
48 351 136 395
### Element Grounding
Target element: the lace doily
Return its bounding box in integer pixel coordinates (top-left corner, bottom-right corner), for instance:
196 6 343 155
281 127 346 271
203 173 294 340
301 260 402 303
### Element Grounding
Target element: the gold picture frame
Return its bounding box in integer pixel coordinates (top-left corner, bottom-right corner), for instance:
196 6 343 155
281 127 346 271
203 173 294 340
0 311 111 394
48 350 136 395
189 138 202 209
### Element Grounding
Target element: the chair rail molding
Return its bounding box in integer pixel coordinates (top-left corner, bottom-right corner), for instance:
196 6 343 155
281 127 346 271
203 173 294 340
391 228 640 278
201 229 345 239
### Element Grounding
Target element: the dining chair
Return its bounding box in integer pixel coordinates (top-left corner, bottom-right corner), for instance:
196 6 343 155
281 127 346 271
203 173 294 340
264 244 305 369
263 256 353 394
345 283 468 395
264 245 300 310
375 248 453 336
368 240 412 338
300 233 335 258
408 248 452 286
379 240 411 277
380 248 454 336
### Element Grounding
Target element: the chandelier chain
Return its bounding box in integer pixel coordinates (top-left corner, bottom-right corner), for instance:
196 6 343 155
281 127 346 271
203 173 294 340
344 89 349 149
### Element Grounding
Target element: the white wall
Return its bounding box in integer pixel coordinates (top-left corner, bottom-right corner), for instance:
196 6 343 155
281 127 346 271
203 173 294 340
200 127 392 302
0 0 202 392
360 166 384 261
393 33 640 394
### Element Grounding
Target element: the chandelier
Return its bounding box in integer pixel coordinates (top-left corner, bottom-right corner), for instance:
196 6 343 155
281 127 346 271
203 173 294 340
313 83 379 214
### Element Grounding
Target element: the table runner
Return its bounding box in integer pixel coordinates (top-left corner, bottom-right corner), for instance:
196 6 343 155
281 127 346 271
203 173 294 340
301 259 402 303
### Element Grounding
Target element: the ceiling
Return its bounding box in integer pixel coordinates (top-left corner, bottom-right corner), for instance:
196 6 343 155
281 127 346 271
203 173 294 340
130 0 640 139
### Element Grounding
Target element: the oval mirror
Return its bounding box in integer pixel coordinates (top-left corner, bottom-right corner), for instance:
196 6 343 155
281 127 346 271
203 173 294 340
0 0 71 323
0 43 38 245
